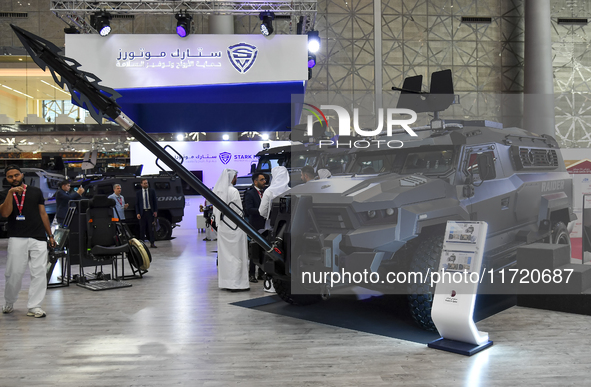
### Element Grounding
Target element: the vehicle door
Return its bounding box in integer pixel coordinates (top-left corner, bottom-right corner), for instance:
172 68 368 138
462 144 516 236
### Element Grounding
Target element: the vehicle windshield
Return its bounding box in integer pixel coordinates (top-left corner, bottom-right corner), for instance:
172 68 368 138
257 155 289 170
291 154 317 169
348 147 455 176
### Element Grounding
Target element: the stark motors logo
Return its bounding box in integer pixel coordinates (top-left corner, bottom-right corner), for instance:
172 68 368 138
219 152 232 165
227 43 258 74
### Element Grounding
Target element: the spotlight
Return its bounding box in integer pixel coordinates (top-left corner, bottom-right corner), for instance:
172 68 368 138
222 134 230 141
259 12 275 36
175 12 192 38
176 134 184 141
91 11 112 37
261 133 270 141
308 30 320 53
308 53 316 68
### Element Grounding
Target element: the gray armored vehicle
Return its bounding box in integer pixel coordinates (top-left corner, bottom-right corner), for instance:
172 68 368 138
83 174 185 240
259 72 575 330
237 141 352 198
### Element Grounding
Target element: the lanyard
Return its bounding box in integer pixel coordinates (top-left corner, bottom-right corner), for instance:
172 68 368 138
12 184 26 216
116 196 123 206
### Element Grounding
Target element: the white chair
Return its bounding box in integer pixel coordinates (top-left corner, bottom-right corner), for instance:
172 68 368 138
24 114 45 124
55 114 75 124
0 114 15 125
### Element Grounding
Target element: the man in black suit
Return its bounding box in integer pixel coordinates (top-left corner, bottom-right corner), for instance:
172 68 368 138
243 172 266 282
135 178 158 248
55 180 84 226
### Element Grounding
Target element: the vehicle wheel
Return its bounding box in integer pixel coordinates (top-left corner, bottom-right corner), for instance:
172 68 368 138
155 217 172 240
407 233 444 331
551 221 571 254
272 278 322 305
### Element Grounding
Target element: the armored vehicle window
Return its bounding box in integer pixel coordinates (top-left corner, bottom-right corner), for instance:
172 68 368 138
46 178 61 190
154 182 170 190
292 155 317 169
467 151 496 181
258 155 288 171
323 155 350 174
96 184 114 195
349 154 396 174
401 150 454 176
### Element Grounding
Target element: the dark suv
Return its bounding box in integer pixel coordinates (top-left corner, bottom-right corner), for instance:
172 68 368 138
83 174 185 240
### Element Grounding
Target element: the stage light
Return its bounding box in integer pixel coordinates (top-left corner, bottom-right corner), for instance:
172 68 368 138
176 134 184 141
91 11 112 37
259 12 275 36
261 133 270 141
308 30 320 53
175 12 192 38
222 134 230 141
308 53 316 68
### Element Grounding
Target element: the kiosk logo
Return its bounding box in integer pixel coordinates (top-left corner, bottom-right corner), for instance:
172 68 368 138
219 152 232 165
227 43 258 74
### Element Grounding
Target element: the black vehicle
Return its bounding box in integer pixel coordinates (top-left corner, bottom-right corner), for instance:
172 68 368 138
83 174 185 240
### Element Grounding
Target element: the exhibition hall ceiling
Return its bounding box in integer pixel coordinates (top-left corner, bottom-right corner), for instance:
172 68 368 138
0 0 591 146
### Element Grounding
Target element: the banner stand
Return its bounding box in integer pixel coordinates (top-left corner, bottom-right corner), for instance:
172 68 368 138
427 221 493 356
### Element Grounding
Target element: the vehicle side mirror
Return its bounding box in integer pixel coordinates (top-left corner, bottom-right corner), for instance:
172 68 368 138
476 153 496 181
250 164 256 174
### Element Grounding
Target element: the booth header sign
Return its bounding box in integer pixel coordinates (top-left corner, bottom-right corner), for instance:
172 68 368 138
65 34 307 88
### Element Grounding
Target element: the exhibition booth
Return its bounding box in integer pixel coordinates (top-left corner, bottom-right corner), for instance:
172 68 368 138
64 33 308 133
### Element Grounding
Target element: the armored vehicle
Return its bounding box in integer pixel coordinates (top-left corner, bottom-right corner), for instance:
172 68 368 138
237 142 352 199
83 174 185 240
258 72 575 330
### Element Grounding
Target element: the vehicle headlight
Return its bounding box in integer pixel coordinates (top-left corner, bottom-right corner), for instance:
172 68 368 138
385 208 395 216
367 210 376 218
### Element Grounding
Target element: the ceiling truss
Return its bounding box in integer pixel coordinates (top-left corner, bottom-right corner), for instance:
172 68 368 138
50 0 317 34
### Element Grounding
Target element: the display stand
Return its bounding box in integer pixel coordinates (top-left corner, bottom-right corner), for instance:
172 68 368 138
428 221 493 356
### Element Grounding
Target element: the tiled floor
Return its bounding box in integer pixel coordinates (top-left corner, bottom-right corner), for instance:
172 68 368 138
0 228 588 386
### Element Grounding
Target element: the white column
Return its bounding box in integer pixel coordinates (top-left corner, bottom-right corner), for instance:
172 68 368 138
524 0 555 137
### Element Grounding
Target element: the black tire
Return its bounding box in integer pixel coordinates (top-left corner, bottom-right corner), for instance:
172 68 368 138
155 217 172 240
272 278 322 305
551 221 571 254
407 234 444 331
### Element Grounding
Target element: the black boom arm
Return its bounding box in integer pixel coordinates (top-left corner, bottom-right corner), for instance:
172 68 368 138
10 24 284 266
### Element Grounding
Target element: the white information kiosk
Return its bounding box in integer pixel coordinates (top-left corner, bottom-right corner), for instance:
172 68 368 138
428 221 493 356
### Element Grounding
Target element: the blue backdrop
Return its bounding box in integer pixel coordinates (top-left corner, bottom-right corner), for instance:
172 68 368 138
115 81 306 133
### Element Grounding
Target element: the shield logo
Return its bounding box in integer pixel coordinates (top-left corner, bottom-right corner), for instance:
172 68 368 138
227 43 258 74
219 152 232 165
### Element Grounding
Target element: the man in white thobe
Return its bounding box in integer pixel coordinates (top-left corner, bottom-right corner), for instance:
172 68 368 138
213 169 249 292
258 166 291 293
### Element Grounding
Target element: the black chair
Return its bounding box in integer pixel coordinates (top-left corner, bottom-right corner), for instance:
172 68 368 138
86 195 129 261
78 195 133 290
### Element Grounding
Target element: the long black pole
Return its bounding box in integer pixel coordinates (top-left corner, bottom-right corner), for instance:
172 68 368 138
117 116 279 257
9 24 284 262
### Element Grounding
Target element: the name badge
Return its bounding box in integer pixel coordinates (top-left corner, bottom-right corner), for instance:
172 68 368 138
16 215 25 221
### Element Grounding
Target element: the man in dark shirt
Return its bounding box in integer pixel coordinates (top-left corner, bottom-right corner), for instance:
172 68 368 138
0 165 55 318
55 180 84 225
243 173 266 282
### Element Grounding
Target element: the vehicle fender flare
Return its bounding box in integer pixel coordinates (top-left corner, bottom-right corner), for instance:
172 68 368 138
538 192 572 225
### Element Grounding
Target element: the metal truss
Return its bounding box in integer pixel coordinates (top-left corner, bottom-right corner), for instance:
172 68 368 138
51 0 316 33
